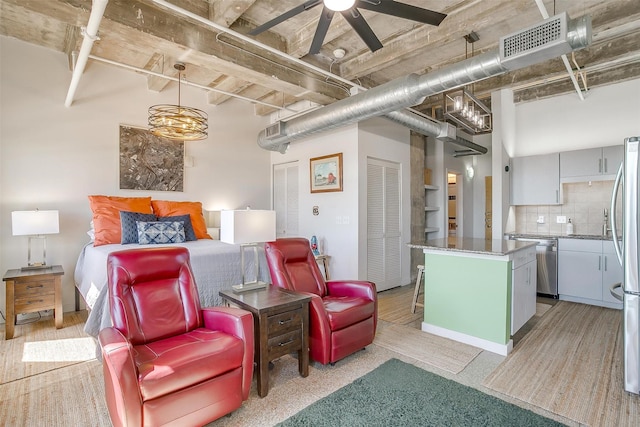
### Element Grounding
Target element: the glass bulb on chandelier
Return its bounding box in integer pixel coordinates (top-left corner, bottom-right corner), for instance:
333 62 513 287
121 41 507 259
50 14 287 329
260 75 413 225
324 0 355 12
148 62 208 141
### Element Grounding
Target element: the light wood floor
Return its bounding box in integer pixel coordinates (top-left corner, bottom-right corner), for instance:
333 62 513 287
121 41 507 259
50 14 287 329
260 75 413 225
377 284 423 328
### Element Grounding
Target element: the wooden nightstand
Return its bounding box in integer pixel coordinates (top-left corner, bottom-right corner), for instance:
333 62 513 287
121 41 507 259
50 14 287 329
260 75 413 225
220 286 310 397
3 265 64 339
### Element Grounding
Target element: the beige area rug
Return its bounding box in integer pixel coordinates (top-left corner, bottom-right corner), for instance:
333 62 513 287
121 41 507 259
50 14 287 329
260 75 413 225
375 323 482 374
0 358 110 426
484 301 640 427
0 311 109 426
0 311 96 385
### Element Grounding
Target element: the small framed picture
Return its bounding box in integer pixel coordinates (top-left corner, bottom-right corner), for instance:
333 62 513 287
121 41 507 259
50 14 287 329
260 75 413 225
310 153 343 193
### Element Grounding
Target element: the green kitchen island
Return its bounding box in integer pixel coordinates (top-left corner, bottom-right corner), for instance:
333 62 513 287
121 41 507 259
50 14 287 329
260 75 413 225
409 238 537 355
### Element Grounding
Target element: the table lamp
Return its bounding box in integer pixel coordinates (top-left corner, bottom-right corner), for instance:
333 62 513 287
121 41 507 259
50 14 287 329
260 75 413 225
12 210 60 270
220 209 276 292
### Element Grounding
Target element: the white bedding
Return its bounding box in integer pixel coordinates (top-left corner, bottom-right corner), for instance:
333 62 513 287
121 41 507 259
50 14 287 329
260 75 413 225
74 240 270 338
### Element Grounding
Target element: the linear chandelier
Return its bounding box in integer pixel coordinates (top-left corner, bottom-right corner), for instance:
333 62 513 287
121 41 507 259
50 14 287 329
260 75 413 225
443 88 492 134
148 62 208 141
443 32 492 135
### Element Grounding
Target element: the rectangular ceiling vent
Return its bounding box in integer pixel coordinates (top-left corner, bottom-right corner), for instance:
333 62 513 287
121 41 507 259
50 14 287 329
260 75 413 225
265 121 283 140
500 12 571 70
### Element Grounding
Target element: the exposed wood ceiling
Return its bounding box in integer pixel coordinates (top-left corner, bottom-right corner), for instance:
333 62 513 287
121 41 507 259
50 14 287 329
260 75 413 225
2 0 639 125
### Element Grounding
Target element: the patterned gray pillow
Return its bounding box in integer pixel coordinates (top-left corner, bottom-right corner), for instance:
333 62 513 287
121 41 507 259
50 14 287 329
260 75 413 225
120 211 157 244
136 221 186 244
156 214 197 241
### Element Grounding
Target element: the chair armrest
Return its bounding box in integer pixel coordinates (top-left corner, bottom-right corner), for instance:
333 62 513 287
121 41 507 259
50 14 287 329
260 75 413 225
326 280 377 301
98 327 142 426
202 307 254 400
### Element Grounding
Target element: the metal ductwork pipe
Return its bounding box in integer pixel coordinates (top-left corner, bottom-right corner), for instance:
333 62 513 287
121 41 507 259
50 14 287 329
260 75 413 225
258 12 592 153
384 110 488 155
65 0 109 107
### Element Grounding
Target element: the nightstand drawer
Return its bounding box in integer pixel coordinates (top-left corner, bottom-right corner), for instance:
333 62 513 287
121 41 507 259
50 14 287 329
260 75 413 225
14 279 55 298
268 330 302 360
14 293 55 313
267 309 303 337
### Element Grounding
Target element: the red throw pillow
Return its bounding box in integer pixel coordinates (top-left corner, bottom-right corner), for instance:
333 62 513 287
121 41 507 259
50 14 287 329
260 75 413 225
151 200 211 240
88 195 153 246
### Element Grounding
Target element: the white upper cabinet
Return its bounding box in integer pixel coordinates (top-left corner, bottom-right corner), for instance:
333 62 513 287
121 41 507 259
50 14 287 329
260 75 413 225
560 145 623 182
510 153 560 205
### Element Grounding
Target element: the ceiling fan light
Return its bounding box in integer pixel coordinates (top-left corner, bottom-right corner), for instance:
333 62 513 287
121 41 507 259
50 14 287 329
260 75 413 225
324 0 355 12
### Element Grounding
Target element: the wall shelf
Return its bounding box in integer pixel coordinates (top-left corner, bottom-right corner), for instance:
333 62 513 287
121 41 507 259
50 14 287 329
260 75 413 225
425 183 441 236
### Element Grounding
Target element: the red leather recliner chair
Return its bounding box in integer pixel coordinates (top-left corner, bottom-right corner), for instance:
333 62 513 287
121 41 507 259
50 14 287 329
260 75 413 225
264 238 377 365
98 247 254 427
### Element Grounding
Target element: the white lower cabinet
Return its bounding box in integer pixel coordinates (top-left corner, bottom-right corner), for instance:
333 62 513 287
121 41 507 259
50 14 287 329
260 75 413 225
511 246 537 335
558 238 623 309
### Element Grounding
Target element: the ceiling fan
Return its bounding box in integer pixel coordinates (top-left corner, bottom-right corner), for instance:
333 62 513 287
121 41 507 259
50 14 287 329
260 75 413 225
249 0 447 55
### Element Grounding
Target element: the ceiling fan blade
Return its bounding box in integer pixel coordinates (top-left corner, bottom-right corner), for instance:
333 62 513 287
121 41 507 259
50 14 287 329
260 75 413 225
356 0 447 26
309 7 335 54
341 10 383 52
250 0 323 35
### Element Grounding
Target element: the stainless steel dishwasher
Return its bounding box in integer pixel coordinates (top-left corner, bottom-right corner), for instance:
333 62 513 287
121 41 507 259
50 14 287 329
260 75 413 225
509 237 558 297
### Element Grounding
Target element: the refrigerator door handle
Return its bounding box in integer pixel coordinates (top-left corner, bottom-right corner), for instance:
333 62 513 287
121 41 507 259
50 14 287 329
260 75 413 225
611 162 623 266
610 282 623 301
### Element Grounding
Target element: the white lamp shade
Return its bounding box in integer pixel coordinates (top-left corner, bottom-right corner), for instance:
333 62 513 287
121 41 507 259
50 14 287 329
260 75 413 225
220 210 276 244
12 210 60 236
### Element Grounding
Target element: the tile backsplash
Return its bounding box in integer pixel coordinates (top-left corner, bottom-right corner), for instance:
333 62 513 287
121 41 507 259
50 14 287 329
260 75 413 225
514 181 622 236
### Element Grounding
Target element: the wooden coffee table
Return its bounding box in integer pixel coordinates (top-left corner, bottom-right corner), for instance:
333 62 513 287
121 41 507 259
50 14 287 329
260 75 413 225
220 285 311 397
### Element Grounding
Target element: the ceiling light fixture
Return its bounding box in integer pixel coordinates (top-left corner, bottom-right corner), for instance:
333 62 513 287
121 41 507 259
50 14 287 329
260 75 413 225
443 32 492 134
324 0 356 12
148 62 208 141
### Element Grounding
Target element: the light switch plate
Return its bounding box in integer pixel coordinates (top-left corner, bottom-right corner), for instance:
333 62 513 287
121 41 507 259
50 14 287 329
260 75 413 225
556 215 567 224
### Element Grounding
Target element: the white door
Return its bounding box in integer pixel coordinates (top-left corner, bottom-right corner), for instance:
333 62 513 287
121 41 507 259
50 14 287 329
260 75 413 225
367 158 402 292
273 162 299 238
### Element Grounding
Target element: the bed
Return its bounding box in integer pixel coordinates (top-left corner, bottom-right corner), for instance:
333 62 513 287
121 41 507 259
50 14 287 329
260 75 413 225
74 239 270 338
74 195 272 338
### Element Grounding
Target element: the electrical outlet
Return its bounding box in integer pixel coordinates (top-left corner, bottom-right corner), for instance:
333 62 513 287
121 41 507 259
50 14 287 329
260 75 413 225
556 215 567 224
537 215 545 224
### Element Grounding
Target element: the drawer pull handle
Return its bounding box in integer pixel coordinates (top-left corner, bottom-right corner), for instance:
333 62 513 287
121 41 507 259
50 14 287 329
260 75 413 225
278 319 292 325
278 339 294 346
27 285 44 289
26 300 44 304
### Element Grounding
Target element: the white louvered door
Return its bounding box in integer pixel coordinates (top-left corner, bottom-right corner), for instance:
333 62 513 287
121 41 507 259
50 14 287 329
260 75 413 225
273 162 299 238
367 158 402 291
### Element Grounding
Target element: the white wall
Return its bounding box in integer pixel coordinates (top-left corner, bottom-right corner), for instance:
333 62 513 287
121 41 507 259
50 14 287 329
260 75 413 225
0 36 271 318
492 89 516 239
471 133 493 238
513 79 640 157
269 117 411 286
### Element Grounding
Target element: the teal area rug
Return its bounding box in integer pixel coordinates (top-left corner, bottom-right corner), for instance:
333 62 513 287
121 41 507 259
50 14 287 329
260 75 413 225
277 359 565 427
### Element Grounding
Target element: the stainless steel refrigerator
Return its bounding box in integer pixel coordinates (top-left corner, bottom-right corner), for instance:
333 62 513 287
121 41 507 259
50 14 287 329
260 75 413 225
610 135 640 395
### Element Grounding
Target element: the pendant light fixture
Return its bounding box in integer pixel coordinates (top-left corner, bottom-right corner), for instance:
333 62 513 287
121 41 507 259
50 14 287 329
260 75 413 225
148 62 208 141
323 0 355 12
443 32 492 134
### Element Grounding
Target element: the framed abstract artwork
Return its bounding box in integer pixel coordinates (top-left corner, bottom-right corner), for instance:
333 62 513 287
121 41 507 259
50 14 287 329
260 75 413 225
310 152 343 193
119 124 184 192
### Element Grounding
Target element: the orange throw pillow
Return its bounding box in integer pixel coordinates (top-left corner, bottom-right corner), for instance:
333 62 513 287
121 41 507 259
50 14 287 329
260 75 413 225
151 200 211 240
88 195 153 246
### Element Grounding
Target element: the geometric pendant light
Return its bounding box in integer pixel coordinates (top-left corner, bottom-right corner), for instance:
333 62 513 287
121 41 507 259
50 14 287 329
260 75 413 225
148 62 208 141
